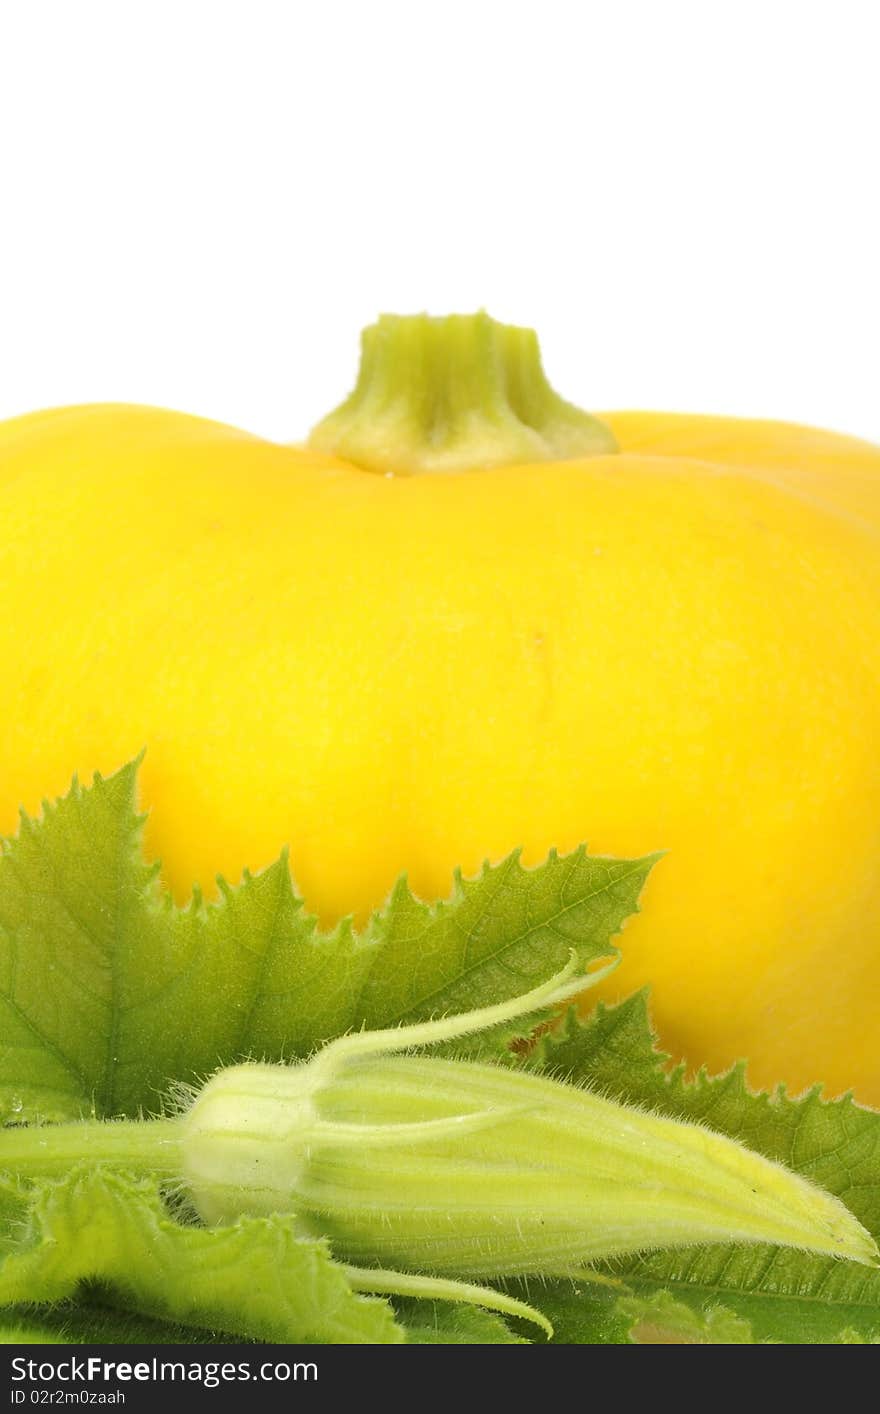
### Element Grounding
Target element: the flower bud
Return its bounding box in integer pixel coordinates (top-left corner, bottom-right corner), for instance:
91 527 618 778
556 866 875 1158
180 962 876 1279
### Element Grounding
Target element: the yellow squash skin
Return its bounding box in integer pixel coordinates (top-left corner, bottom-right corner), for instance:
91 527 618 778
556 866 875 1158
1 340 879 1104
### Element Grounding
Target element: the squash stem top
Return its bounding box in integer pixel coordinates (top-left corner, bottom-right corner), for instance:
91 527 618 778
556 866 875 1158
307 311 618 475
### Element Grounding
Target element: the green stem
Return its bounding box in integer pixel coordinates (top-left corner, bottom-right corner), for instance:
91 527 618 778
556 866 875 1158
1 1118 181 1181
307 311 618 475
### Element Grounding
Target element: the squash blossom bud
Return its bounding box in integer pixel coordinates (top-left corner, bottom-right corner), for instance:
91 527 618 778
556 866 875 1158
180 961 877 1288
3 960 876 1336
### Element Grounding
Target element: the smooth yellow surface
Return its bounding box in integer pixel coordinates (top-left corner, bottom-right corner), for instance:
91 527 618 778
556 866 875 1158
1 403 879 1102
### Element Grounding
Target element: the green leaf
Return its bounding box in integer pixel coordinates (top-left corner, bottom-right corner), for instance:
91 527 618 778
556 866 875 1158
616 1292 755 1344
0 1165 402 1345
395 1302 527 1345
0 761 163 1122
531 1283 758 1344
353 848 655 1058
0 1303 236 1344
0 760 651 1120
0 1319 71 1343
0 1297 526 1346
525 994 880 1344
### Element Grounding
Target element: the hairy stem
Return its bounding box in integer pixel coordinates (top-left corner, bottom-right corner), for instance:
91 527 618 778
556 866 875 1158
1 1117 181 1180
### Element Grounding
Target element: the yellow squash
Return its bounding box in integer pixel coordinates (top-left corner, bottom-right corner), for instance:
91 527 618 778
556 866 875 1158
1 314 878 1103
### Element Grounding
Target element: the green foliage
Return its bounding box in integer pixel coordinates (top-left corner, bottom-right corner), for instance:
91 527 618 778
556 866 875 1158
0 760 646 1343
0 1166 399 1344
2 758 878 1344
0 761 651 1123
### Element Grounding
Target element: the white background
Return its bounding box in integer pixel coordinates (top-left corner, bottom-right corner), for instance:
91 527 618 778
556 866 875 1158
1 0 878 442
